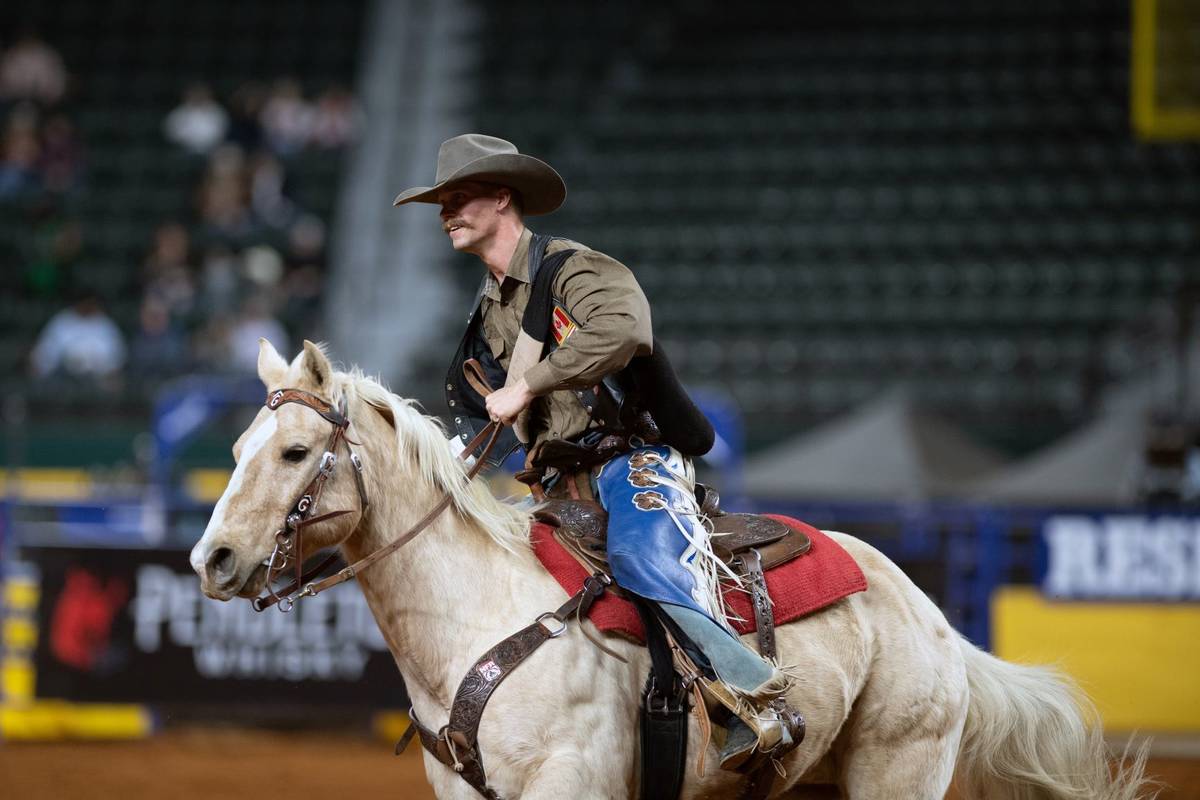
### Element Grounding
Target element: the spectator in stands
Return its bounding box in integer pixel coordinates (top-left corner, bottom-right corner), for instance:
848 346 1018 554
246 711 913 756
259 78 313 157
196 143 253 240
197 244 240 315
225 82 265 152
0 32 67 107
143 221 191 279
287 212 326 264
242 244 284 290
248 150 296 228
229 293 289 373
23 198 81 299
30 291 126 380
281 264 323 340
142 222 196 321
279 214 326 336
0 103 42 196
164 83 229 155
39 112 83 193
191 312 234 372
310 85 362 149
130 296 189 377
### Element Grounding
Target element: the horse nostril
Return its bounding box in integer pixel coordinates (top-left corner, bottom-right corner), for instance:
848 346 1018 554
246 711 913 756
207 547 236 581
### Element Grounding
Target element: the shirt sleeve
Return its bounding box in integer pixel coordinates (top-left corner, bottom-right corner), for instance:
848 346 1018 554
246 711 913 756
522 249 653 395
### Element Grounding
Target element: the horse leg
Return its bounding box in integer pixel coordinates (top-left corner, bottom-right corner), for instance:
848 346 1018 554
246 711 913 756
816 531 969 800
519 748 627 799
422 750 625 799
837 732 961 800
831 632 969 800
833 668 967 800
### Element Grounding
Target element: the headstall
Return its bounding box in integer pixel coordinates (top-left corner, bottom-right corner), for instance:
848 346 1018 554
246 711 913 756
251 384 501 613
247 367 612 800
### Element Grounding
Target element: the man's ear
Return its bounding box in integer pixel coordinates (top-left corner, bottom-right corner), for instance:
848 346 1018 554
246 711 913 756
298 339 333 390
257 338 288 388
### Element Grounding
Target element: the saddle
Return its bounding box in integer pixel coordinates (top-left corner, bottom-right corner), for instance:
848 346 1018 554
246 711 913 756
533 482 809 798
532 483 811 662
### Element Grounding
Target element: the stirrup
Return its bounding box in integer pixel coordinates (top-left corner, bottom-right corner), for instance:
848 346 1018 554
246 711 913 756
696 678 804 771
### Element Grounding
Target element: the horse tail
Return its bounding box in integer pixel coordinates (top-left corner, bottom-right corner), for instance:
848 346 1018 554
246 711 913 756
954 636 1155 800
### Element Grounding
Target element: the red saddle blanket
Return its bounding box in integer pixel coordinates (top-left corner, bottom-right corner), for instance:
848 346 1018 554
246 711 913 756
531 514 868 644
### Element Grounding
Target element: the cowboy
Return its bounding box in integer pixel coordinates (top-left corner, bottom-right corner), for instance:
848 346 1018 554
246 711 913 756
393 134 796 767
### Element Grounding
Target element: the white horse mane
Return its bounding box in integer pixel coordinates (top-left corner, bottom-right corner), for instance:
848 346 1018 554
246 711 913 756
335 366 532 554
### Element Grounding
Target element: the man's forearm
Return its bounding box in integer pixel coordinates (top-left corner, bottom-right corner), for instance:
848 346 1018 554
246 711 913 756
485 377 536 424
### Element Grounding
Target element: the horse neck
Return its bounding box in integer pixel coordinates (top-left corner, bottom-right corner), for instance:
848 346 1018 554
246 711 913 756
338 397 540 712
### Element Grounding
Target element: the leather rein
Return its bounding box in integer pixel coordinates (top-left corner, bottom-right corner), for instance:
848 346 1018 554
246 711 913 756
247 368 613 800
250 384 501 613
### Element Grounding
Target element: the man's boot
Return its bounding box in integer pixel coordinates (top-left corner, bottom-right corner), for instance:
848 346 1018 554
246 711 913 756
660 603 804 768
697 676 805 770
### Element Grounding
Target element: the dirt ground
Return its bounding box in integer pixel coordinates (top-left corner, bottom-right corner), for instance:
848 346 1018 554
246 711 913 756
1 728 438 800
2 727 1197 799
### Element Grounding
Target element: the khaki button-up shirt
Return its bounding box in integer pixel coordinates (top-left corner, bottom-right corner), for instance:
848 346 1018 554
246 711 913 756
479 227 653 449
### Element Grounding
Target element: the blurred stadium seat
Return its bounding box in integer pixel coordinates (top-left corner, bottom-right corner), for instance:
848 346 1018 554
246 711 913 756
473 0 1199 452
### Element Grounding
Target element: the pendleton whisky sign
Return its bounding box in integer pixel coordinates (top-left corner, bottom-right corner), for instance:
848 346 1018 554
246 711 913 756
27 546 406 708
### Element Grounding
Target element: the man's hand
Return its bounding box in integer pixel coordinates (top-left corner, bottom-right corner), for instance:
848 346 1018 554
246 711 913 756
485 378 536 425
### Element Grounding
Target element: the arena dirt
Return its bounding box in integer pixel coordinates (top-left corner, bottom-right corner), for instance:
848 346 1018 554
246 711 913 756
1 727 437 800
1 727 1196 799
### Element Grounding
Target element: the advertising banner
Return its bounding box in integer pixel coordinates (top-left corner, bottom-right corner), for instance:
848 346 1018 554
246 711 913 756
992 513 1200 731
1041 513 1200 600
27 546 407 708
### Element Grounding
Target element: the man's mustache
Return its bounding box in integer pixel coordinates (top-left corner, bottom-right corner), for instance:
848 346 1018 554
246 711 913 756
443 219 468 233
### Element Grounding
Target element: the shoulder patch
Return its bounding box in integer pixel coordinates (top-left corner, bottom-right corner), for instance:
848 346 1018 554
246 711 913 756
551 305 577 345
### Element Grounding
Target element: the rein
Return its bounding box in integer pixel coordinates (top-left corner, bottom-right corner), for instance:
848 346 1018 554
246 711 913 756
245 367 612 800
250 382 501 613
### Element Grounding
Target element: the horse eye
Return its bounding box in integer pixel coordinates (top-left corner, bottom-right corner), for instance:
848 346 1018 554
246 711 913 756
283 446 309 463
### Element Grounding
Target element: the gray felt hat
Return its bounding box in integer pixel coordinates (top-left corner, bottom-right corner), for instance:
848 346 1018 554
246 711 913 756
392 134 566 216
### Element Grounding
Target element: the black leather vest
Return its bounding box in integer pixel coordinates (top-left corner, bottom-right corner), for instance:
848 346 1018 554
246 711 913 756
445 234 713 467
446 235 582 466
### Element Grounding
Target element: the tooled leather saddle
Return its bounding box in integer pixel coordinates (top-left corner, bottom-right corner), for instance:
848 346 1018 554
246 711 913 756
533 483 812 800
531 484 811 662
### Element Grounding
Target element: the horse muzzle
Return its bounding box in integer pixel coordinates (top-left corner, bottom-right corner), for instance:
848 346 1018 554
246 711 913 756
191 541 270 601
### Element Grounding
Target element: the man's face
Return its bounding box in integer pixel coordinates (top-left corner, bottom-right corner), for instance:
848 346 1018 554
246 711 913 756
437 181 505 254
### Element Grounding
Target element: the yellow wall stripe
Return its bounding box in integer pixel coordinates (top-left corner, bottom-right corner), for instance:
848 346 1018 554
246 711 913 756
993 586 1200 732
0 701 154 741
3 579 38 610
0 469 94 501
1131 0 1200 139
2 618 37 650
1 658 36 701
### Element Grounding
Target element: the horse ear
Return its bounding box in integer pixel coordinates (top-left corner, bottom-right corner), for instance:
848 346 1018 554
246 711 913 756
300 339 333 390
257 338 288 387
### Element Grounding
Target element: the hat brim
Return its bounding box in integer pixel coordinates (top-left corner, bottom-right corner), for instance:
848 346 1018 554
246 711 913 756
392 153 566 216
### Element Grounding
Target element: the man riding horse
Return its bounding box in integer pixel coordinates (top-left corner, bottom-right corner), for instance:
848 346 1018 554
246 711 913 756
393 134 801 768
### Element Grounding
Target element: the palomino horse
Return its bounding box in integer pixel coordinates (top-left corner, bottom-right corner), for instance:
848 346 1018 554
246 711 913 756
191 340 1150 800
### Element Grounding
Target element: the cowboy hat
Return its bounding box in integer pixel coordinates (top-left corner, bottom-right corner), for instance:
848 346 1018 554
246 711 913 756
392 133 566 216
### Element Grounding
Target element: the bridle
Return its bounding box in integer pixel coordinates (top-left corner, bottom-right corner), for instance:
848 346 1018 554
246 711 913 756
246 369 614 800
251 382 500 613
249 387 367 612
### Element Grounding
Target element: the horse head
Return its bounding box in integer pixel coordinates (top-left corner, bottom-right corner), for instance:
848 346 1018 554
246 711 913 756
190 338 367 601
